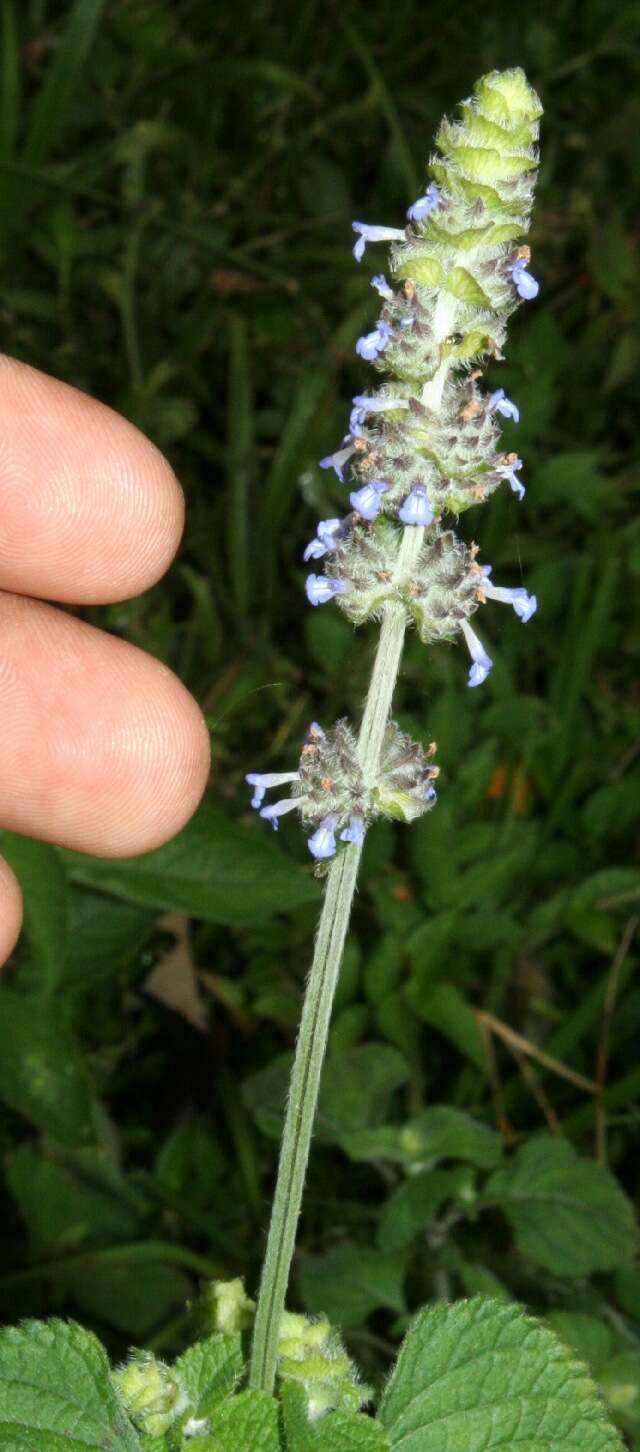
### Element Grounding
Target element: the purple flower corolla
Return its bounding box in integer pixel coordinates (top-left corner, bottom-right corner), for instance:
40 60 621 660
340 815 365 845
305 574 350 607
319 440 355 482
308 815 338 859
407 183 441 222
303 518 342 562
461 619 493 688
488 388 520 423
356 320 393 362
509 258 539 300
260 797 300 831
349 480 388 521
424 785 438 805
352 222 406 262
350 393 409 436
245 771 298 810
498 456 525 500
398 485 434 526
371 273 393 300
484 581 537 622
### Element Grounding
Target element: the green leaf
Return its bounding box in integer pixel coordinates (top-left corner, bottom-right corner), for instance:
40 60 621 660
0 834 68 996
282 1383 389 1451
0 1318 141 1450
299 1244 406 1328
378 1167 473 1253
60 801 318 924
486 1136 638 1276
6 1143 139 1256
173 1333 243 1418
0 988 97 1143
244 1044 408 1143
341 1106 501 1173
22 0 106 166
378 1297 623 1451
413 984 486 1068
192 1390 280 1452
599 1354 640 1432
548 1313 614 1374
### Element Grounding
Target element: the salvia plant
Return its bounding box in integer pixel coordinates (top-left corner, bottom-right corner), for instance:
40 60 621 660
0 67 626 1452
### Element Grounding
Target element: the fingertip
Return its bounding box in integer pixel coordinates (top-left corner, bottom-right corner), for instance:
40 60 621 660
0 855 23 966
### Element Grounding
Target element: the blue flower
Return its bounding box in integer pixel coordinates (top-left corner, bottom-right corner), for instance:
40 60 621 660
424 785 438 804
484 580 537 622
305 573 350 607
398 485 434 526
245 770 299 810
340 815 365 845
259 797 301 831
319 440 355 482
371 273 394 300
303 518 342 562
498 456 525 500
488 388 520 423
349 480 388 521
407 184 441 222
461 620 493 688
305 721 325 742
352 222 406 262
308 815 338 859
355 320 393 362
509 257 539 300
349 393 409 436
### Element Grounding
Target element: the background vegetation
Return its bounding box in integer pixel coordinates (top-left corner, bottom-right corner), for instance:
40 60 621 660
1 0 639 1439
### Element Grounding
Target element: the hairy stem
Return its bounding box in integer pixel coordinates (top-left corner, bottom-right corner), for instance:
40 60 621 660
249 527 422 1393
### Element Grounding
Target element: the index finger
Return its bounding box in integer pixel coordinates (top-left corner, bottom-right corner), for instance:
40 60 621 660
0 356 185 604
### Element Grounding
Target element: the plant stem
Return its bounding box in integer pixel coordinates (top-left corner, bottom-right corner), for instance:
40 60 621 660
248 525 423 1393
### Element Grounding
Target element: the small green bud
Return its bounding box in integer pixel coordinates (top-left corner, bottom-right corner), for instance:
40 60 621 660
113 1352 185 1436
206 1278 256 1333
277 1309 371 1423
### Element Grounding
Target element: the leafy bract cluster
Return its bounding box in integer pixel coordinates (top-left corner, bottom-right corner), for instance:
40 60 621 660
0 1297 623 1451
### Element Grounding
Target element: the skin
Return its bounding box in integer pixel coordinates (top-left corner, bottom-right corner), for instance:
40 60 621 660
0 355 211 965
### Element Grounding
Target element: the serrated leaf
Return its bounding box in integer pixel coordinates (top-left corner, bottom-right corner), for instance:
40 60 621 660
192 1389 280 1451
60 801 319 924
0 988 97 1143
378 1297 622 1451
174 1333 243 1417
486 1135 638 1276
282 1382 389 1451
299 1245 406 1328
0 1318 141 1450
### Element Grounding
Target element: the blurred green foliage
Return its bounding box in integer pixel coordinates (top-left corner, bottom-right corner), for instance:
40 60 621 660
0 0 639 1437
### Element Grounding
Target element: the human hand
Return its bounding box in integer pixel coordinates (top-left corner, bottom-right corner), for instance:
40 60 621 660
0 357 211 964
